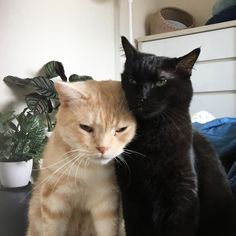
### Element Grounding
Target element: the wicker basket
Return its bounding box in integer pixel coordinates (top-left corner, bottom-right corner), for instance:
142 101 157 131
150 7 194 34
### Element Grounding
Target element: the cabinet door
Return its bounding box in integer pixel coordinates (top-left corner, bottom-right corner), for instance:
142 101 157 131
138 27 236 118
139 28 236 62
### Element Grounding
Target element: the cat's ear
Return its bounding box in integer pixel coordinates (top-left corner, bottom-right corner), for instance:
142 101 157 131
54 81 88 106
121 36 138 59
176 48 200 74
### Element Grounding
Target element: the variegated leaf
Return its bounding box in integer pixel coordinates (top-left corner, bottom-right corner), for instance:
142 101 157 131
69 74 93 82
30 77 58 99
25 93 50 115
43 61 67 81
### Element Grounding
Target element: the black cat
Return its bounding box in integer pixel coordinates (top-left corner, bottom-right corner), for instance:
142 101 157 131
115 36 236 236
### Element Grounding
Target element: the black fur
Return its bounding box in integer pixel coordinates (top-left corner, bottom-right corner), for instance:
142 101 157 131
115 36 236 236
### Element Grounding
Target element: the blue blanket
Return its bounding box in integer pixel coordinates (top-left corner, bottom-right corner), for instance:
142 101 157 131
193 118 236 156
193 118 236 196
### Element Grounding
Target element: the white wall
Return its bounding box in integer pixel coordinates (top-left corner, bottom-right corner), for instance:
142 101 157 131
0 0 218 112
0 0 117 112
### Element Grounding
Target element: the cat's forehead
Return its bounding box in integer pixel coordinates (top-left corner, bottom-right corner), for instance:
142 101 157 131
77 106 132 129
74 95 133 128
130 54 176 80
134 54 175 73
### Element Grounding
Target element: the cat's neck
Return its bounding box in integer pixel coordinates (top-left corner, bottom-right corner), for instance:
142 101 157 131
135 107 192 152
139 107 191 127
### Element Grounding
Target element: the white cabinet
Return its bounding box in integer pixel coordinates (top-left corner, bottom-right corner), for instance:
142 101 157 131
137 20 236 118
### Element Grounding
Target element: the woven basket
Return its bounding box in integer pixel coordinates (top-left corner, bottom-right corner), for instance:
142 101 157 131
150 7 194 34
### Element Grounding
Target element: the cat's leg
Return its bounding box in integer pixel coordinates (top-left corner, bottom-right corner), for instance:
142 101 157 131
27 191 44 236
39 184 73 236
90 193 120 236
152 171 199 236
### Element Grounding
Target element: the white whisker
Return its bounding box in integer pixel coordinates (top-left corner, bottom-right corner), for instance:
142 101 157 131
124 148 146 157
21 153 79 202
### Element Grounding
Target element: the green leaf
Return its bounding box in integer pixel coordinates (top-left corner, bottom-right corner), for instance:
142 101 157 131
3 76 31 88
0 109 47 162
69 74 93 82
0 111 15 125
8 121 18 131
43 61 67 81
29 76 58 99
25 93 50 115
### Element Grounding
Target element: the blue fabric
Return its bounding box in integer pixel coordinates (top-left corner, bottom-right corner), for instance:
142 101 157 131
206 5 236 25
193 118 236 197
193 118 236 156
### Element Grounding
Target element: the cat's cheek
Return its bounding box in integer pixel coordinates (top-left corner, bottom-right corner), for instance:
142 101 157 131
117 130 136 146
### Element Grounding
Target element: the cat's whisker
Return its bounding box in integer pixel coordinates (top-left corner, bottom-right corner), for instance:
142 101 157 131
73 158 81 186
74 155 88 185
117 155 132 186
85 157 90 168
164 109 191 131
32 154 79 190
124 148 146 157
51 160 76 194
33 149 87 170
21 154 79 203
162 111 190 145
67 154 84 181
33 154 74 171
165 108 191 125
52 154 87 193
116 156 131 176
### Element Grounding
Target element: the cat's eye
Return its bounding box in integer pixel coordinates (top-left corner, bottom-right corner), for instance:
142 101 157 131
79 124 93 133
155 79 167 87
116 127 127 133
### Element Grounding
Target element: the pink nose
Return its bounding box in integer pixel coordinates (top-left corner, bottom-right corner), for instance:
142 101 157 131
96 146 109 154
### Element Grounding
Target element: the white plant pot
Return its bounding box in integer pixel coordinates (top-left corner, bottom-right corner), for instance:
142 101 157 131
0 159 33 188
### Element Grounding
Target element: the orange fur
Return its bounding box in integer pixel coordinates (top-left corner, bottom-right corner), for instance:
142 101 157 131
27 80 136 236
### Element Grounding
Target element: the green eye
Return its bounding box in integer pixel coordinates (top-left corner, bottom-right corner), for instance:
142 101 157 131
155 79 167 87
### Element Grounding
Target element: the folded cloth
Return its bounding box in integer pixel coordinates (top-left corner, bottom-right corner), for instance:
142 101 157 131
191 110 215 124
212 0 236 16
206 5 236 24
193 117 236 157
193 118 236 196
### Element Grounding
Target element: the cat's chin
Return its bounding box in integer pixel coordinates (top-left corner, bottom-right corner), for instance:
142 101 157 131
134 110 161 120
91 156 115 165
133 104 166 120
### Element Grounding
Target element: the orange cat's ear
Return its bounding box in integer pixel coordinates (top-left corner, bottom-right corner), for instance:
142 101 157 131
55 81 88 106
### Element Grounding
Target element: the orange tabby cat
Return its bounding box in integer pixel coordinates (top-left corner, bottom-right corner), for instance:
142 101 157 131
27 80 136 236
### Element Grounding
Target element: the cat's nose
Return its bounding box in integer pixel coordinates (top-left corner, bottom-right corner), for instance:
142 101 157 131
96 146 109 154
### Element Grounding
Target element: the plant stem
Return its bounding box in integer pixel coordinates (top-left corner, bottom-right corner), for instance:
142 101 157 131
45 113 52 132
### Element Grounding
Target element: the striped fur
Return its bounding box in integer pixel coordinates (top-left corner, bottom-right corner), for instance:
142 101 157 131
27 80 136 236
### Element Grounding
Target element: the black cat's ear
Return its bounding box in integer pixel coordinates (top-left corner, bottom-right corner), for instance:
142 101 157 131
176 48 200 74
121 36 138 58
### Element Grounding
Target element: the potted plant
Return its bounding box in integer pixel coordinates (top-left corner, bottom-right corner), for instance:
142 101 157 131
0 108 47 188
3 61 93 132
